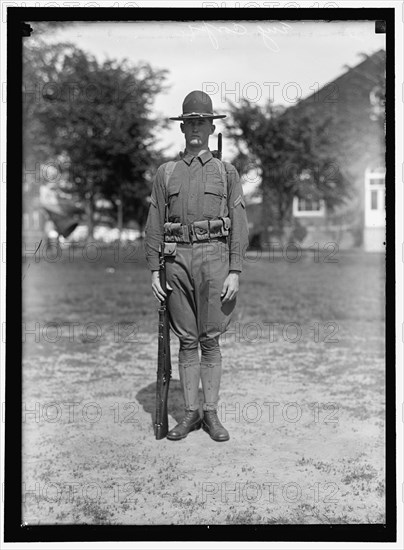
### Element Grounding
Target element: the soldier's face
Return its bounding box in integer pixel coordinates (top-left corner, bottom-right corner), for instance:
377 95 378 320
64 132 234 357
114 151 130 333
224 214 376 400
181 118 215 150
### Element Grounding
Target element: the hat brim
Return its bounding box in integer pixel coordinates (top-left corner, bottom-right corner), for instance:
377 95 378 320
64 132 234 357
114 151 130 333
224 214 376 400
169 113 226 121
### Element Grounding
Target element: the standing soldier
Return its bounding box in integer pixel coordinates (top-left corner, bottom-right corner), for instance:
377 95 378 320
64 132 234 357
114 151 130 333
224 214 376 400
145 90 249 442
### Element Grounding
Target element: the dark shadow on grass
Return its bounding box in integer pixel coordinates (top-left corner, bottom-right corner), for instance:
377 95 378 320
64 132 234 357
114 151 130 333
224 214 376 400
136 380 204 427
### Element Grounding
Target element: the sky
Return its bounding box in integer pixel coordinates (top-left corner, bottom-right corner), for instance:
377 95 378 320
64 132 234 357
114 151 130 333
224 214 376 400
44 20 385 193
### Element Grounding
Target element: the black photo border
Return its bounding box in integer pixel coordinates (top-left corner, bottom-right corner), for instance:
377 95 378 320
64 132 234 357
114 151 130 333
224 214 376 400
5 5 396 543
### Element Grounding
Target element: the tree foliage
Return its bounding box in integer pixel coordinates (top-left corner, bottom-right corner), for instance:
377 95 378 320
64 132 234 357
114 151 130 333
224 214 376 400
23 28 168 236
225 99 351 242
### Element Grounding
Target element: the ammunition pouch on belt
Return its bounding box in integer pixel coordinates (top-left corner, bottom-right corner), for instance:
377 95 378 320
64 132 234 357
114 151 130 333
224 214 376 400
164 217 231 244
163 222 190 243
162 242 177 256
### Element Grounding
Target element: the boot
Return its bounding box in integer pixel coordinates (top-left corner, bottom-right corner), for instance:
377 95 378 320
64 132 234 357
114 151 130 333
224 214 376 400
202 410 230 442
167 409 202 440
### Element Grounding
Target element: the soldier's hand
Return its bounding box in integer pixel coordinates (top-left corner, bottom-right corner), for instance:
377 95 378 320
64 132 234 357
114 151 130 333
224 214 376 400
221 272 239 303
151 271 172 302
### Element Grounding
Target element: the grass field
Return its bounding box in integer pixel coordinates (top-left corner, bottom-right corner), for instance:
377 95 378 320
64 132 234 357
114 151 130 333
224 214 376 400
21 242 385 525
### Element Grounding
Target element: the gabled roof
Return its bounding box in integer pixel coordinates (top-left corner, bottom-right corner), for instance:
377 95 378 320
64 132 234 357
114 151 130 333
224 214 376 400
291 49 385 110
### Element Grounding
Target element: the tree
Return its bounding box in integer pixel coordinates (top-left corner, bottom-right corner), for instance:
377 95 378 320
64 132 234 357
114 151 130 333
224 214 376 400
23 27 168 239
225 99 351 245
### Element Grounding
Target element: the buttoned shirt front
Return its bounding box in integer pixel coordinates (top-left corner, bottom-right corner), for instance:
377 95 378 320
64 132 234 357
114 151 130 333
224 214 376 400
145 149 249 272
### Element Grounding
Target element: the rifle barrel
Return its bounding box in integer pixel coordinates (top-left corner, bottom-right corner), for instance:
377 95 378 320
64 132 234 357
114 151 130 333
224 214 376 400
218 133 222 160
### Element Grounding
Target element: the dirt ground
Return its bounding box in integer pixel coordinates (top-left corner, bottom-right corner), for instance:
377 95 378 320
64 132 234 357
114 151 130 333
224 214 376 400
21 243 385 525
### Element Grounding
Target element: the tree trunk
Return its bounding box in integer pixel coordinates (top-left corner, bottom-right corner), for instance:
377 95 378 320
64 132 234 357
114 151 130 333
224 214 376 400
116 198 123 240
260 183 270 247
277 219 287 248
85 195 95 242
260 168 276 247
277 200 290 248
261 172 294 249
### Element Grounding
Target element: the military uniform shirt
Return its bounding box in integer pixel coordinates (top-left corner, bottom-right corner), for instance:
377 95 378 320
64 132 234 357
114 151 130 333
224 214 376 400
145 149 249 272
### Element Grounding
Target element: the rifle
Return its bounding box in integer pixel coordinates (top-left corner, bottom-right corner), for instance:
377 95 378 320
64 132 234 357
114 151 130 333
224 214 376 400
211 133 223 160
154 243 172 439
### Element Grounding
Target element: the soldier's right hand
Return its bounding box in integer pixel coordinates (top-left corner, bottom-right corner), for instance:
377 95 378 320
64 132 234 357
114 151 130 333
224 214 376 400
151 271 172 302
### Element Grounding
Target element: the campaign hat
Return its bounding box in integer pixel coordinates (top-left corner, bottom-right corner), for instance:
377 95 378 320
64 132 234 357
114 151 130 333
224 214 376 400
169 90 226 121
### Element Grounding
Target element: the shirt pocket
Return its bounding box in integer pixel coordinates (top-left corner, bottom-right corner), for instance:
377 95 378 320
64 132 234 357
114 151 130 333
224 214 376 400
167 179 183 221
203 183 224 219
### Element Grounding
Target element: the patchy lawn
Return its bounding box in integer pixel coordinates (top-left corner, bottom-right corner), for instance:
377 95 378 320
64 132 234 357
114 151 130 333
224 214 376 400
21 242 385 525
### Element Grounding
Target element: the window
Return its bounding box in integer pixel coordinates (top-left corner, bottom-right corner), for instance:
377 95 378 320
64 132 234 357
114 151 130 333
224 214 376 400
298 199 321 212
371 190 378 210
369 177 385 186
293 197 326 217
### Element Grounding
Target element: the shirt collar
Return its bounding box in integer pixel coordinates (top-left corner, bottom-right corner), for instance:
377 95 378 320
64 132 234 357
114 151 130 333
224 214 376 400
180 149 213 166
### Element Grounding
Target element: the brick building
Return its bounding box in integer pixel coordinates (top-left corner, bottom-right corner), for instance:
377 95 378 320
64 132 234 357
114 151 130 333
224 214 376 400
246 50 386 251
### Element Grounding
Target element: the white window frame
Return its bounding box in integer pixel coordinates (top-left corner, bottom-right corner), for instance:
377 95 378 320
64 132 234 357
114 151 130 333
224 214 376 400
293 196 326 217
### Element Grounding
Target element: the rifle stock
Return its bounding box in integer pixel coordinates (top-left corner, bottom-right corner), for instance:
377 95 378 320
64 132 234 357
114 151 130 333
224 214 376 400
154 244 171 439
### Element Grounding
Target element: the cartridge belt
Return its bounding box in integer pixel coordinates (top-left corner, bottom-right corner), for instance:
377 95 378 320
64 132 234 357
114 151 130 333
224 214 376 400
164 217 231 244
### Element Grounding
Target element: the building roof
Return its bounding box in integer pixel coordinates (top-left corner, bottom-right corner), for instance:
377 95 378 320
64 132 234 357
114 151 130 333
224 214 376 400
283 49 385 181
291 49 385 111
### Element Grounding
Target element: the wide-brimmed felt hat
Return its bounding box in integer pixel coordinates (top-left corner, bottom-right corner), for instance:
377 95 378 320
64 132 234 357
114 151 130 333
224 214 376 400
169 90 226 121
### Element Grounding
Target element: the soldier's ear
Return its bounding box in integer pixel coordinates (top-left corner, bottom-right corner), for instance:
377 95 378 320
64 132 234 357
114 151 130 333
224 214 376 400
210 123 216 135
180 123 185 134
